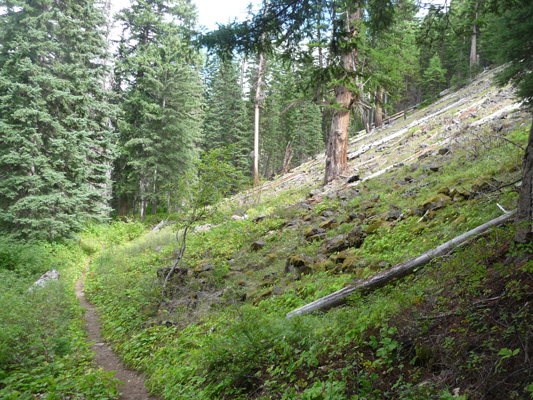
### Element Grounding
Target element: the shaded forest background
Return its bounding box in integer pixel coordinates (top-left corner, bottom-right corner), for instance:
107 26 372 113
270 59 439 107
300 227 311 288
0 0 531 240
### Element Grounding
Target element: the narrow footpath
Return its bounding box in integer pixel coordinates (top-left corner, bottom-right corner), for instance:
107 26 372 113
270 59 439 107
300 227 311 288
75 269 157 400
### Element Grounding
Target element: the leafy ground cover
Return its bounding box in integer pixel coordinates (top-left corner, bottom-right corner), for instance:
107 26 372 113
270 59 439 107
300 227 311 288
2 73 531 399
0 238 121 399
83 114 533 399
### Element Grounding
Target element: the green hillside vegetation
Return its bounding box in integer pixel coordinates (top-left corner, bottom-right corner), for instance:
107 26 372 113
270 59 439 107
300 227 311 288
81 112 533 399
1 0 533 397
3 74 530 397
0 238 121 398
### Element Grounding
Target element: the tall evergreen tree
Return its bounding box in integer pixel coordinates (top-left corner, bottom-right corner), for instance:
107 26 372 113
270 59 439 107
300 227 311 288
423 53 447 101
202 57 251 175
260 59 324 176
113 0 203 219
202 0 396 185
0 0 117 239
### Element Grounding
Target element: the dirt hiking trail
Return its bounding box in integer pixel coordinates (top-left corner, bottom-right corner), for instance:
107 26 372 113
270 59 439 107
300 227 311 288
75 269 158 400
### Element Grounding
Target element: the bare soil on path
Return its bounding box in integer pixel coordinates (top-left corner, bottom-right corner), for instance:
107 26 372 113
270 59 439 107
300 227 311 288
75 269 158 400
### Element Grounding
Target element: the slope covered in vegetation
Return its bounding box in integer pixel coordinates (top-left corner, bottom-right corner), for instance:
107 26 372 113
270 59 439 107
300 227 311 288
75 69 533 399
1 67 531 399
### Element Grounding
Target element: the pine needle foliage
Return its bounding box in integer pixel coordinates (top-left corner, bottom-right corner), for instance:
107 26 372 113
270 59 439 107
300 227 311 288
0 0 117 240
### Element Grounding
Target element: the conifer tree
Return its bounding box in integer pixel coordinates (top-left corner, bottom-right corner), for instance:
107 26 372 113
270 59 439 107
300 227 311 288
202 0 396 185
113 0 203 218
0 0 117 239
203 57 251 176
260 59 323 176
423 54 447 102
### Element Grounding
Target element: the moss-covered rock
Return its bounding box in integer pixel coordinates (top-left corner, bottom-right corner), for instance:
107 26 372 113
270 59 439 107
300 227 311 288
471 176 493 192
365 219 386 234
321 226 366 254
315 259 335 272
410 223 428 235
437 186 450 195
285 254 313 276
319 219 338 230
422 194 452 211
304 226 326 238
341 254 369 272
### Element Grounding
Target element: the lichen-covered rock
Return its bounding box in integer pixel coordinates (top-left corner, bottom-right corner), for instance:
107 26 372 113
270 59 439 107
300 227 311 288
30 269 60 291
471 177 495 192
304 226 326 239
422 194 452 211
341 254 369 273
315 259 335 272
410 223 428 235
437 186 450 196
344 212 366 223
386 208 401 221
321 226 366 254
194 262 215 273
365 219 386 234
359 200 375 210
285 254 313 276
250 240 266 251
319 219 338 230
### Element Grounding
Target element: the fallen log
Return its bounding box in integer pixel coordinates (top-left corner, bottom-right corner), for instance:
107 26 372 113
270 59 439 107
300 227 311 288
286 210 516 319
152 218 168 232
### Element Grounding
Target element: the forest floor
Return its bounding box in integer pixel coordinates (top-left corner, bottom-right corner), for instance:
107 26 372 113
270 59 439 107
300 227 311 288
75 267 157 400
76 66 533 399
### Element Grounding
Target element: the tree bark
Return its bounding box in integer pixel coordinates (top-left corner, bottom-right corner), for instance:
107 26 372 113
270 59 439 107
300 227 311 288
375 87 383 127
469 0 479 70
253 3 268 187
287 210 516 319
324 7 361 184
118 195 129 216
253 54 266 187
139 180 147 221
152 169 158 216
514 118 533 243
282 141 293 175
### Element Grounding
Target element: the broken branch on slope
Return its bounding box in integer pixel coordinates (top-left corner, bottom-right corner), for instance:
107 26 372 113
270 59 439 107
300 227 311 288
286 210 517 319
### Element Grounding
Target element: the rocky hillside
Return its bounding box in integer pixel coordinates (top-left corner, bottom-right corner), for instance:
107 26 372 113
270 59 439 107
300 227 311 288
83 67 533 400
236 65 526 202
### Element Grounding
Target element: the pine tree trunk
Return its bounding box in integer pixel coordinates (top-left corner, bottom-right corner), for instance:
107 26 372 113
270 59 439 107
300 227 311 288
324 7 361 184
282 141 293 175
118 195 129 216
324 86 351 183
152 169 158 216
253 3 268 187
469 0 479 70
139 180 147 221
514 118 533 243
254 51 266 186
375 87 383 127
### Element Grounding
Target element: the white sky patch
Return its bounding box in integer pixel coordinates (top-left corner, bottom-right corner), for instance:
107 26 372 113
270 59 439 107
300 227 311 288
110 0 261 31
195 0 262 31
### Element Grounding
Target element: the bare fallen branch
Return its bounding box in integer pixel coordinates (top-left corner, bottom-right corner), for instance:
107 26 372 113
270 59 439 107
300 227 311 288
286 210 516 319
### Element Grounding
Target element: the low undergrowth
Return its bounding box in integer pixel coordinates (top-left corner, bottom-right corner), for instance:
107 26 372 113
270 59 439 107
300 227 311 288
83 120 533 399
0 237 120 399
